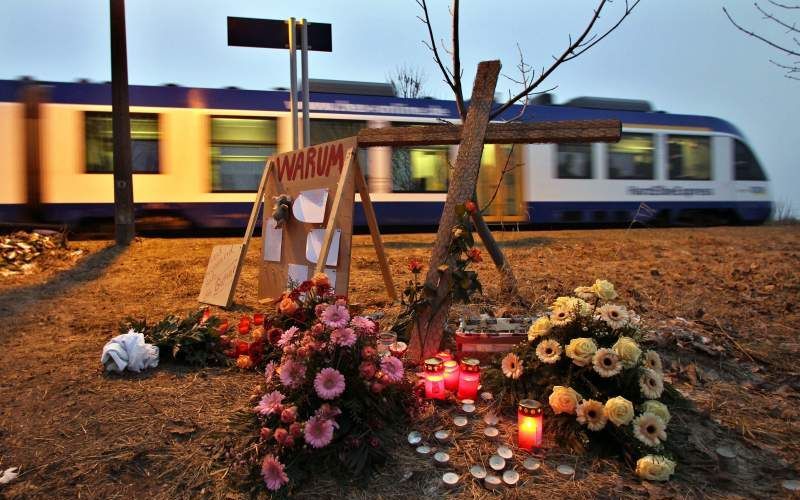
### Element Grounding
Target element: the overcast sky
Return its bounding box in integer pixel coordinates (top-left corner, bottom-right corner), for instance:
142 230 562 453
1 0 797 214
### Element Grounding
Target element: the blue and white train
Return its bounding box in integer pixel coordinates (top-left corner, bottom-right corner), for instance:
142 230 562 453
0 78 772 230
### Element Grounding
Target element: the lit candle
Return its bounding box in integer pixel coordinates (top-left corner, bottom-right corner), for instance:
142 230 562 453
517 399 544 450
457 358 480 400
443 360 460 391
423 357 446 400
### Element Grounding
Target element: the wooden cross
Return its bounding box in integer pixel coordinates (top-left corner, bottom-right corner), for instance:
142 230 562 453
359 60 622 361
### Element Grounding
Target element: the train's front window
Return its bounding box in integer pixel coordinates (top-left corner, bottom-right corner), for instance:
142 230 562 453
608 133 654 180
557 143 592 179
85 112 159 173
668 135 711 180
211 117 277 192
734 139 767 181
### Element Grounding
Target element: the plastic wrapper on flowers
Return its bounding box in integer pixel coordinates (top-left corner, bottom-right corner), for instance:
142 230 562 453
227 273 420 494
482 279 678 482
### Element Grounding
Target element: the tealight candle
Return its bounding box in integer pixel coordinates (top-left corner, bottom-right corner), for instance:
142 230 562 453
434 429 451 442
484 426 499 439
461 403 476 414
502 470 520 486
523 457 541 471
457 358 481 400
407 431 422 446
484 475 502 490
517 399 544 451
389 341 408 359
434 451 450 466
442 472 460 488
470 464 487 480
423 358 446 400
443 360 460 391
489 455 506 471
416 445 431 455
453 416 468 428
483 412 499 426
497 445 513 460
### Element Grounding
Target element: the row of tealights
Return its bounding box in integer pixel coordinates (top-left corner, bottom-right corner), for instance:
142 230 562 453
421 352 544 451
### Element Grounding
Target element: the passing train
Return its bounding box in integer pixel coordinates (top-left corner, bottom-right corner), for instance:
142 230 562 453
0 78 772 230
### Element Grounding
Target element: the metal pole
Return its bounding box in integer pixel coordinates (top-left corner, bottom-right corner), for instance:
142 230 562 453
110 0 135 245
288 17 298 150
301 19 310 148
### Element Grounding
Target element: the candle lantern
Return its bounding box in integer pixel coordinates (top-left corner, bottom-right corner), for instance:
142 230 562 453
443 360 460 391
423 357 446 400
517 399 544 450
456 358 481 400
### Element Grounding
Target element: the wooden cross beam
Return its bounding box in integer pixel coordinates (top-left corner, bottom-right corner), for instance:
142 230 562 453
356 119 621 148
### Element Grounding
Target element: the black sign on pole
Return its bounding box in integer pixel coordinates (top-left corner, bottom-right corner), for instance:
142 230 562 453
227 17 332 52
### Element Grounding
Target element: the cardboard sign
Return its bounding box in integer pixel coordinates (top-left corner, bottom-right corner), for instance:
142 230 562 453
198 243 245 307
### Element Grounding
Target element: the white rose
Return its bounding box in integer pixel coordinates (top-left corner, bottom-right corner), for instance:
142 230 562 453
635 455 676 481
613 336 642 368
641 400 671 425
604 396 634 426
565 337 597 367
548 386 581 415
592 279 617 300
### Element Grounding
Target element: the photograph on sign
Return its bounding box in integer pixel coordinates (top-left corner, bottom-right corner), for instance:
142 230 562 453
292 188 328 223
287 263 309 288
306 228 341 266
263 218 283 262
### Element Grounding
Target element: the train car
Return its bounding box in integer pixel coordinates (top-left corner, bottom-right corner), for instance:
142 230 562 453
0 78 772 230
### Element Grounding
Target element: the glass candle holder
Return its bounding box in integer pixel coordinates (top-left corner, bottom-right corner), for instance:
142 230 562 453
517 399 543 450
423 357 446 400
443 359 460 392
389 341 408 359
376 331 397 357
457 358 480 400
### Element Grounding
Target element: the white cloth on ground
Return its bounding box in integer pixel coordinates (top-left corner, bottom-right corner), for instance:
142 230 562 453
101 330 159 373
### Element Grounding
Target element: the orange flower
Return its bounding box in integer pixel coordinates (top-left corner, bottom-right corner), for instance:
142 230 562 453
278 297 299 315
311 272 330 287
251 325 266 343
467 248 482 263
236 355 254 370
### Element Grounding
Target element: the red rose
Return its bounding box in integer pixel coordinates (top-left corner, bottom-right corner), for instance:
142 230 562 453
311 322 325 335
297 280 313 292
237 316 251 334
280 406 297 424
289 422 303 438
274 428 288 445
361 346 377 359
200 307 211 324
359 361 376 380
283 435 295 447
260 427 273 441
266 327 283 345
408 258 423 274
467 247 482 263
234 340 250 357
464 200 477 214
253 313 265 326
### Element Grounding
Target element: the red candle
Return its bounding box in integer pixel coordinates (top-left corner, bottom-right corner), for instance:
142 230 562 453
443 360 459 392
457 358 480 400
423 358 446 400
517 399 544 450
253 313 265 326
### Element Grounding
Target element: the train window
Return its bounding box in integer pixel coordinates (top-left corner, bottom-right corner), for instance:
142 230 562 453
734 140 767 181
392 146 449 192
85 112 159 173
668 135 711 180
211 117 277 192
608 133 654 179
310 119 368 178
557 143 592 178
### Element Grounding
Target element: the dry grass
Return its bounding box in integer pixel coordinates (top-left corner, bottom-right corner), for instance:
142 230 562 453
0 226 798 499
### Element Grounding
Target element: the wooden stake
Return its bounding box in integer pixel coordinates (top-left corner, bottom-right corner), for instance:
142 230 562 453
353 158 397 301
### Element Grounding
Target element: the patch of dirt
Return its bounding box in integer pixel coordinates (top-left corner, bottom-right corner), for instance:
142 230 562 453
0 226 799 498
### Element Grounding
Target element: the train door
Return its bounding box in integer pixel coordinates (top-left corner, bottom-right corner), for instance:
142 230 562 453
476 144 527 222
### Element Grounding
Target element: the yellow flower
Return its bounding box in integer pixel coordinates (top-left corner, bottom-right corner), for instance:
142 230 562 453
644 350 663 372
551 296 574 309
604 396 634 426
574 286 596 301
635 455 676 481
551 296 592 316
565 337 597 367
576 399 607 431
527 316 551 342
641 400 671 425
613 336 642 368
592 279 617 301
501 352 523 379
550 307 574 327
535 339 562 364
548 386 581 415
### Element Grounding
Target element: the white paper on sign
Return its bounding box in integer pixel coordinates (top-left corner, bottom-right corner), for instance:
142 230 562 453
305 229 341 267
263 218 283 262
292 188 328 223
287 263 308 288
324 268 337 289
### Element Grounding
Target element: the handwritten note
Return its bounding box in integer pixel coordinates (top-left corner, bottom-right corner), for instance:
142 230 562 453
198 243 245 307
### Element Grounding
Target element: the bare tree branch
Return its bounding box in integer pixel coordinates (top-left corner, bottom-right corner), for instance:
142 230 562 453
723 6 800 56
451 0 465 117
768 0 800 9
416 0 465 115
387 65 427 98
489 0 640 120
754 2 800 34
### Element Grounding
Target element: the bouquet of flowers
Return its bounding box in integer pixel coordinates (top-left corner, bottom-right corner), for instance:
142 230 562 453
239 273 417 493
486 279 677 481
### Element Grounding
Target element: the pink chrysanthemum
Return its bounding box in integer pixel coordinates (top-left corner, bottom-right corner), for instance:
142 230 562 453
261 454 289 491
314 367 346 400
255 390 285 416
321 304 350 329
380 355 404 383
278 357 307 389
350 316 376 335
277 326 299 348
304 415 335 448
330 327 357 347
264 361 277 383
